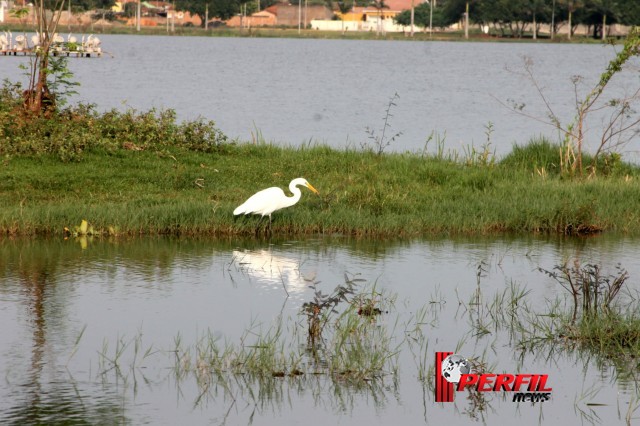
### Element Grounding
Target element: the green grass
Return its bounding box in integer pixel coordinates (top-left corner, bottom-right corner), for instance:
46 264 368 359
2 83 640 237
2 141 640 236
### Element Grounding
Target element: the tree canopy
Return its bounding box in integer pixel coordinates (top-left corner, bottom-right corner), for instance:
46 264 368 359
394 0 640 37
394 2 450 29
172 0 280 25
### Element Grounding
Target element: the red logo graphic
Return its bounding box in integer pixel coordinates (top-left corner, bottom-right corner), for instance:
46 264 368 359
435 352 552 403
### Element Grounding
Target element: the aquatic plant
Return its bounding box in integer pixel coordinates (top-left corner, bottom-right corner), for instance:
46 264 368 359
535 262 640 369
166 279 399 392
327 303 399 382
69 259 640 422
363 92 403 155
301 273 359 345
539 262 629 321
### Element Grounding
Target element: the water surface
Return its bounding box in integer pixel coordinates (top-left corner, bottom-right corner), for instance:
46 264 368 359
1 235 639 425
1 36 638 160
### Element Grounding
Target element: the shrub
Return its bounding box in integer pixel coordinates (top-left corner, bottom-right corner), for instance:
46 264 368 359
0 81 229 161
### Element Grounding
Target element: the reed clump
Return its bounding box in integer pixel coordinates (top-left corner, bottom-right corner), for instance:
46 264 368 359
478 262 640 374
538 262 640 357
172 281 398 387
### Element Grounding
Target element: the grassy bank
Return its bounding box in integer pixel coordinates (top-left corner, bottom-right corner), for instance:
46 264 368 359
1 87 640 237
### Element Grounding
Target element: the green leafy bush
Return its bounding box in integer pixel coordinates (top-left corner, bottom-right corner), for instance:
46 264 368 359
0 81 230 162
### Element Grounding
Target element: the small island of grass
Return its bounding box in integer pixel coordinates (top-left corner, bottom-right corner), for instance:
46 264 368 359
1 81 639 237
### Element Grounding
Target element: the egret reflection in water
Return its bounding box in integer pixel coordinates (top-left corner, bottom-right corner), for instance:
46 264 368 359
231 249 317 295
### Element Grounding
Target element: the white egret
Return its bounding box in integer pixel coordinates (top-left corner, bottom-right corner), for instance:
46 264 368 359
233 178 319 224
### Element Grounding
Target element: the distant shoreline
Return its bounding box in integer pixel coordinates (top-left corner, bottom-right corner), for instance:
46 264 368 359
0 23 614 44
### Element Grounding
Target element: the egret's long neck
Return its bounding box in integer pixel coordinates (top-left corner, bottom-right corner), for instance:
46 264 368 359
283 184 302 208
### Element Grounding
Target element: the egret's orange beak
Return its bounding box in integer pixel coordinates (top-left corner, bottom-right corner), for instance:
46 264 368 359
306 182 319 195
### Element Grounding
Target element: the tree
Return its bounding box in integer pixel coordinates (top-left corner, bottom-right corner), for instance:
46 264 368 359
395 2 449 30
174 0 243 26
334 0 354 34
515 29 640 176
440 0 474 27
574 0 620 39
370 0 389 35
393 0 639 40
529 0 552 39
556 1 580 39
617 0 640 26
569 29 640 173
23 0 67 114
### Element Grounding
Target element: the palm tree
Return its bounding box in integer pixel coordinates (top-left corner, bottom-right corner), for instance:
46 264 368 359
371 0 388 35
336 0 353 34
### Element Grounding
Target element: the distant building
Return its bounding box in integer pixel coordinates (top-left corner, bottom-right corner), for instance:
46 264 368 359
0 1 6 23
225 4 332 28
314 0 418 32
226 10 277 28
311 0 422 32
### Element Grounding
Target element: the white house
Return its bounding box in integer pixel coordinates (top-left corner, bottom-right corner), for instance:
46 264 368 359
0 1 7 23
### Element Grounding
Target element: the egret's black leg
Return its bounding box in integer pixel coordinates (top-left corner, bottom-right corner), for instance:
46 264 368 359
265 214 273 235
254 215 268 235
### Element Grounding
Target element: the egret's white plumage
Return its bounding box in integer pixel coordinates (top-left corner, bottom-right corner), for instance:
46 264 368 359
232 249 317 293
233 178 319 222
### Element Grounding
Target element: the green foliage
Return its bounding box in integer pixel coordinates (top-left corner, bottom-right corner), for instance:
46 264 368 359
500 139 561 175
174 0 246 24
413 0 640 35
394 2 450 29
2 85 640 237
10 7 30 20
0 82 229 161
534 262 640 365
334 0 353 15
45 56 80 107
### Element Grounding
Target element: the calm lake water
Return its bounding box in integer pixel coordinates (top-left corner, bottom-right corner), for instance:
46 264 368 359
1 35 639 160
1 235 639 425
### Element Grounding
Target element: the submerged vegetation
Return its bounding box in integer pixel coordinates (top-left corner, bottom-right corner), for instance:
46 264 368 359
77 259 640 422
537 263 640 365
172 277 398 388
467 261 640 383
